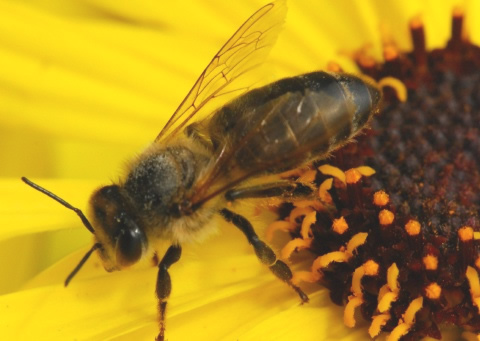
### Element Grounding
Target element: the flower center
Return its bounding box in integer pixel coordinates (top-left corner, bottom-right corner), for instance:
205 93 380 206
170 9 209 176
270 10 480 341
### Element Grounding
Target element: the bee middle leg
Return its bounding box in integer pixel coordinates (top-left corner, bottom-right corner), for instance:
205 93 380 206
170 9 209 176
219 208 309 303
224 181 315 202
155 244 182 341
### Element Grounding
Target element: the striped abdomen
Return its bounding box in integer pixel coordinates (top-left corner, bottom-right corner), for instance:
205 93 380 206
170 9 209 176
208 71 381 173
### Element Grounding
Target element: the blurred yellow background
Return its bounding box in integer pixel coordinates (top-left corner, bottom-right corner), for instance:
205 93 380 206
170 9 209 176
0 0 477 294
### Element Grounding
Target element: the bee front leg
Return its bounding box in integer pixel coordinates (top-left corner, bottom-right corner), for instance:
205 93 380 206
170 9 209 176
155 244 182 341
219 208 309 303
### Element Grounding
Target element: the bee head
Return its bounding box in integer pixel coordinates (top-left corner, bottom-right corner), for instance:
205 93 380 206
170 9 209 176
89 185 148 272
21 177 148 287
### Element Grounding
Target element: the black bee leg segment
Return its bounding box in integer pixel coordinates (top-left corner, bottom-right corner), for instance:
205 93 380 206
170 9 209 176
156 245 182 341
225 181 314 202
220 208 309 303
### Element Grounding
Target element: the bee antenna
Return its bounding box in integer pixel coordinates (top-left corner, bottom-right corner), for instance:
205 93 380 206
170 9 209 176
65 243 102 286
21 177 95 234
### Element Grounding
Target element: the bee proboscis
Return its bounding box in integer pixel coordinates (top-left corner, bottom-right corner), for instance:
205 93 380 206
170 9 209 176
23 0 381 339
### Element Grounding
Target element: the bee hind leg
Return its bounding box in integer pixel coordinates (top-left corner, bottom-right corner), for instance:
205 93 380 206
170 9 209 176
219 208 309 303
155 245 182 341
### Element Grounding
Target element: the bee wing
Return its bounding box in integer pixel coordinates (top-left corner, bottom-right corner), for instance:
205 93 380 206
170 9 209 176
189 129 326 209
155 0 287 143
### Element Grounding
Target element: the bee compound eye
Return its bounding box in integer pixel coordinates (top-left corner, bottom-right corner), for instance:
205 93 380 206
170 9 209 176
115 225 147 267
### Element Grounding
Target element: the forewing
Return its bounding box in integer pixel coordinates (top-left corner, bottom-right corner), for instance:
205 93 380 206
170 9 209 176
155 0 287 143
190 128 330 209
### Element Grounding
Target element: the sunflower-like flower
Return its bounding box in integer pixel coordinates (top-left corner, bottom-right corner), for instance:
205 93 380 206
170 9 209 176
0 1 479 340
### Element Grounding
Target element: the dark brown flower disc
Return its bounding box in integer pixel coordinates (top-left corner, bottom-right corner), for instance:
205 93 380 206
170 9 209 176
275 9 480 341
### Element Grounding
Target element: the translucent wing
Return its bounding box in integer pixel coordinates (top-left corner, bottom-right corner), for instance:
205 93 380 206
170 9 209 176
155 0 287 143
190 125 332 210
187 72 381 209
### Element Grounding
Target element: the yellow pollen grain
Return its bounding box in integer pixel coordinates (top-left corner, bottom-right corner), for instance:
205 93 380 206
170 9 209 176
425 283 442 299
318 164 346 184
351 266 365 296
300 210 316 239
346 232 368 255
332 216 349 234
378 290 398 313
369 313 390 338
466 266 480 313
373 190 389 206
474 232 480 240
476 257 480 270
288 206 314 223
387 263 400 292
297 169 317 183
292 270 321 285
379 209 395 225
459 226 474 241
351 261 379 297
378 77 408 102
423 254 438 270
364 260 379 276
344 296 364 328
265 220 296 242
318 178 333 204
404 296 423 324
345 168 362 184
280 238 312 260
387 297 423 341
314 251 349 269
387 323 410 341
356 166 376 177
377 263 400 313
405 219 421 235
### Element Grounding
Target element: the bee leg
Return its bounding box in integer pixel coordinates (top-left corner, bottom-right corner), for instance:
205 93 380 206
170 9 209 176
156 244 182 341
220 208 309 303
225 181 314 202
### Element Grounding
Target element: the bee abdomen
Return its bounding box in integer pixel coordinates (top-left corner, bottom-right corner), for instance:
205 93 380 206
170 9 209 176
212 71 381 173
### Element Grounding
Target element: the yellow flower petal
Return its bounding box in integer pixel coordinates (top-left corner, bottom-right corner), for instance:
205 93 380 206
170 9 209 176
1 0 477 340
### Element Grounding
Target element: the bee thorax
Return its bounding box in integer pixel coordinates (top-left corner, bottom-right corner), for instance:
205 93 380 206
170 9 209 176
123 146 215 242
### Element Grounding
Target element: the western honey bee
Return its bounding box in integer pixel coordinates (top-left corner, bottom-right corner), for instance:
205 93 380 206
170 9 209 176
22 0 381 339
